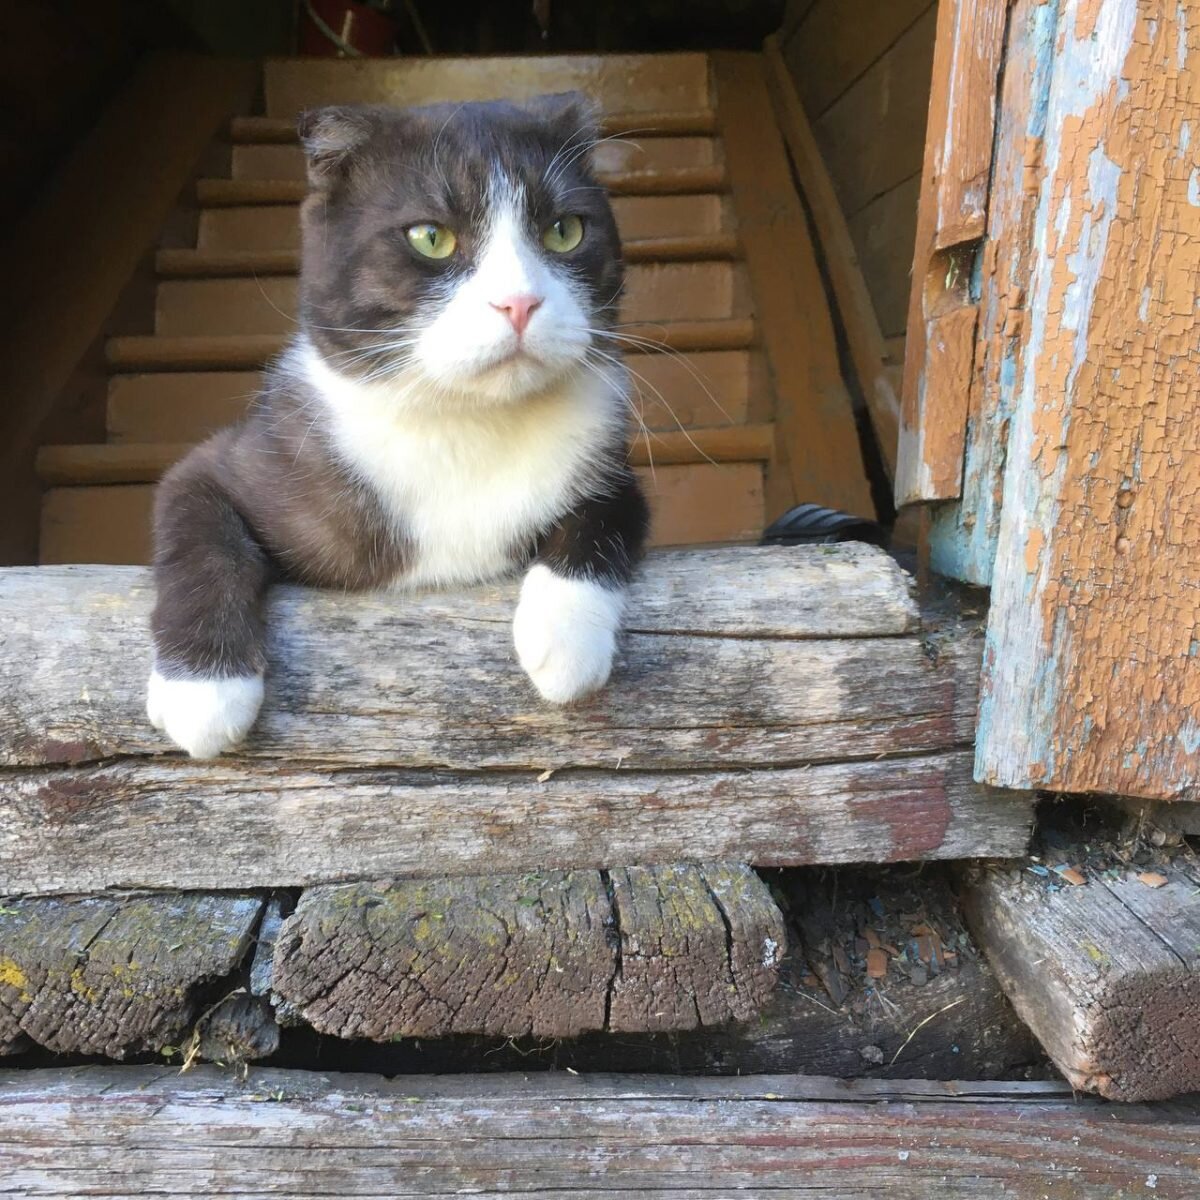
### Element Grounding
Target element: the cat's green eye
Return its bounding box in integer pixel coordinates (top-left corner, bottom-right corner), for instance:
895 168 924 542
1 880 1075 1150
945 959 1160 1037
406 223 457 260
543 215 584 253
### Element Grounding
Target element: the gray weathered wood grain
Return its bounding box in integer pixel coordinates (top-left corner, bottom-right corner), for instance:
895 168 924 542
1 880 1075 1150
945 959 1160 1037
962 858 1200 1101
0 893 261 1058
268 864 783 1039
0 1065 1196 1197
0 752 1032 894
0 549 943 773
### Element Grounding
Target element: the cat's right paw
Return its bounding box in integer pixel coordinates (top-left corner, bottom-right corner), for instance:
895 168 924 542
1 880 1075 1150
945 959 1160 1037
147 669 264 758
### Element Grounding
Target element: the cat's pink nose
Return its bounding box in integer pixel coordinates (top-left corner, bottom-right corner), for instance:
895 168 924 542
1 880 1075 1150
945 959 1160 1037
490 293 543 337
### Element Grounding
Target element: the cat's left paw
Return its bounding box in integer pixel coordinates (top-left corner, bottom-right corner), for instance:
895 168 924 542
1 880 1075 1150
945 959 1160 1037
513 565 625 704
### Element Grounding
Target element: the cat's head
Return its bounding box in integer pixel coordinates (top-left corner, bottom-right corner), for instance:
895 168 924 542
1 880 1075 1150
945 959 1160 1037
296 95 623 405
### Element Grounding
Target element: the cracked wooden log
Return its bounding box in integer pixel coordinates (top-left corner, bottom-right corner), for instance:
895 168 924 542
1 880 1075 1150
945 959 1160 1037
267 864 784 1040
0 547 1033 894
961 857 1200 1101
0 893 262 1058
3 1065 1198 1197
196 986 280 1065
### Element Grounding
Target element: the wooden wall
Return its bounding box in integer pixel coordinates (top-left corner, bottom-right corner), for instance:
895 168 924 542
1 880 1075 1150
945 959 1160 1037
779 1 937 348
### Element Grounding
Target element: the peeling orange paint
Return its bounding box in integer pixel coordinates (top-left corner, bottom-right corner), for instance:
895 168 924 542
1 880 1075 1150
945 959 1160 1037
981 0 1200 800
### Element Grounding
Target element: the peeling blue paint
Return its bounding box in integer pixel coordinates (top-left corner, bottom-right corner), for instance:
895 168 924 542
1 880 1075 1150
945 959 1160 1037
929 0 1061 587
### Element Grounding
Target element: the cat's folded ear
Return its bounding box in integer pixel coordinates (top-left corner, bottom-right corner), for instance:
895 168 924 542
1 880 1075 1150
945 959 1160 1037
525 91 602 151
297 106 375 187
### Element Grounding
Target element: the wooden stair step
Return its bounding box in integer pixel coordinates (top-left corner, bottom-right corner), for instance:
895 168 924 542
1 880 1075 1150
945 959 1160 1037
40 463 767 564
1 549 1031 891
153 262 748 336
37 425 776 487
157 233 742 278
107 320 757 371
231 109 720 143
232 135 718 181
261 53 713 118
107 352 759 444
196 166 729 207
199 195 730 249
4 1066 1194 1194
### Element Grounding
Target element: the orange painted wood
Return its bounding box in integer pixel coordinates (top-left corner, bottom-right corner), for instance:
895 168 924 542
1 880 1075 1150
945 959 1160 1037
979 0 1200 801
197 196 729 250
712 53 873 519
157 234 742 279
107 321 756 372
196 166 729 208
231 111 720 144
231 136 717 181
261 55 712 118
763 36 899 479
894 0 1008 506
926 0 1059 584
153 263 745 336
107 355 756 445
38 426 775 487
39 464 764 565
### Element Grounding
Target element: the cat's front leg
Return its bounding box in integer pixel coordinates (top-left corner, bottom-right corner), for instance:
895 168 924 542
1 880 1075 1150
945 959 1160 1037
147 442 271 757
514 470 649 704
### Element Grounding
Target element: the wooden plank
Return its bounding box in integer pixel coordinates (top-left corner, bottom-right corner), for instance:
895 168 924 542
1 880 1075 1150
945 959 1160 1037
158 233 742 278
2 1065 1197 1197
0 556 1031 893
37 426 776 486
962 858 1200 1101
711 53 873 519
265 865 783 1040
3 548 925 766
763 36 899 478
978 0 1200 799
927 0 1059 584
232 109 721 143
198 194 730 249
0 893 262 1058
894 0 1008 505
106 354 754 445
0 754 1027 903
369 862 1042 1080
108 320 757 372
196 165 730 207
153 263 747 335
847 174 922 338
263 54 712 117
783 0 934 118
232 135 717 181
814 9 938 220
38 463 764 564
0 54 257 565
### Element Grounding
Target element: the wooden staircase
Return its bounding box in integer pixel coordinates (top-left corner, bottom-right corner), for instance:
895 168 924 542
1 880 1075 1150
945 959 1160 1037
35 52 874 564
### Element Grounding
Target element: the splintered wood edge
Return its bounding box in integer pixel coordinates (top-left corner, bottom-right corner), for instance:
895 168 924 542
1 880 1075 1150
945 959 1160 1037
961 858 1200 1101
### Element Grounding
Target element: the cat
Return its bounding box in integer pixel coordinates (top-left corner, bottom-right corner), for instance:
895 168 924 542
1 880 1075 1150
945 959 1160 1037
147 93 649 758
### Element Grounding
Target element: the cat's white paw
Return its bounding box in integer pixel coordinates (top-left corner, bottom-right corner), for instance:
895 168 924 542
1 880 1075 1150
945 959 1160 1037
147 669 264 758
513 565 625 704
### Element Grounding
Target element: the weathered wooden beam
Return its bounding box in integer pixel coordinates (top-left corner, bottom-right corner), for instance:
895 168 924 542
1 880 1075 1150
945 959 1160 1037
3 1065 1197 1196
0 548 1032 893
962 857 1200 1101
977 1 1200 799
0 894 262 1059
382 864 1043 1080
267 864 783 1040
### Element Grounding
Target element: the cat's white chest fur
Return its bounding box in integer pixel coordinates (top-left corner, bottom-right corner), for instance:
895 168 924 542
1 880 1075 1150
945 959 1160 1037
299 340 623 588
